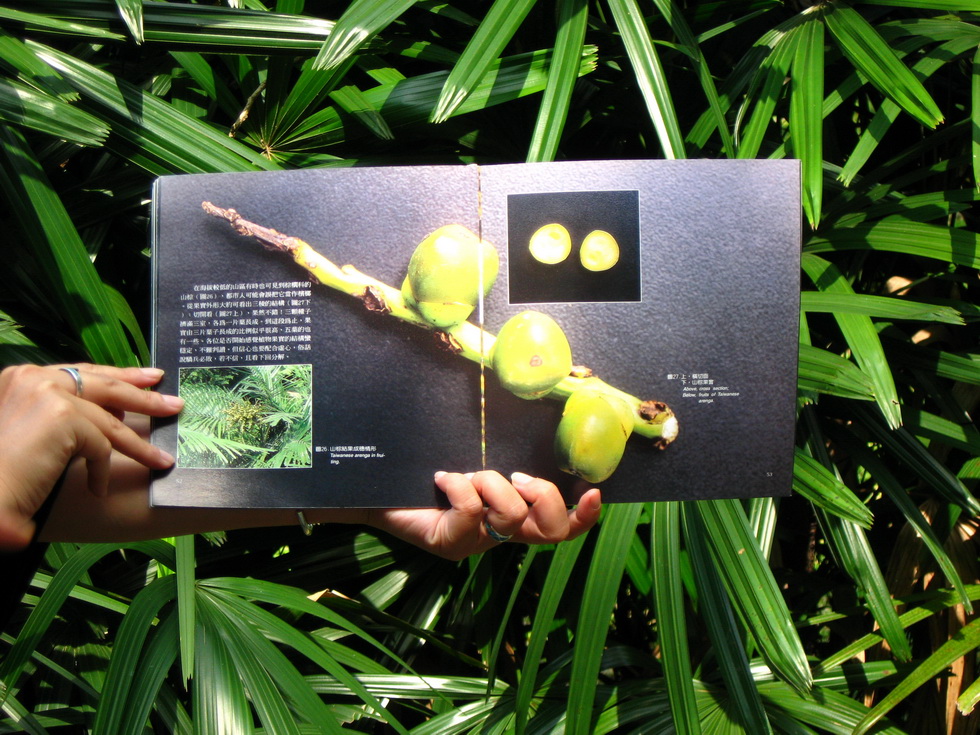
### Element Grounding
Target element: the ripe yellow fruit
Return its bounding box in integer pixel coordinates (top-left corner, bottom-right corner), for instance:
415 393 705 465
554 390 634 482
401 225 499 328
490 310 573 399
579 230 620 272
528 223 572 264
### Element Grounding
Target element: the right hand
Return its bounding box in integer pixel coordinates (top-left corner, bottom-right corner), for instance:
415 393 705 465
0 364 183 549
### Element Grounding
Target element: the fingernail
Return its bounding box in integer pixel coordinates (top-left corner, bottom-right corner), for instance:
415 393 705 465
140 367 165 379
434 471 446 481
510 471 534 488
161 394 184 410
159 448 176 466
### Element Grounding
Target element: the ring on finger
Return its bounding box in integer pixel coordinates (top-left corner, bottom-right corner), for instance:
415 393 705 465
484 515 513 543
59 367 84 398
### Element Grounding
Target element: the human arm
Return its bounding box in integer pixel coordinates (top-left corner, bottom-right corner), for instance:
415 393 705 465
11 363 601 557
41 444 602 559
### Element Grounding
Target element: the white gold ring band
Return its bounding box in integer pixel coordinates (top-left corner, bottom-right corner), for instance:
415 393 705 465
59 367 83 398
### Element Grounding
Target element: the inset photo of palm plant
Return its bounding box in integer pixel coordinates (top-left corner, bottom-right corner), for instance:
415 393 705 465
177 365 313 469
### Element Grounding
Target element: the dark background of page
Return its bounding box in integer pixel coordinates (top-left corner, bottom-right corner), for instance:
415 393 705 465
481 160 800 504
151 160 800 508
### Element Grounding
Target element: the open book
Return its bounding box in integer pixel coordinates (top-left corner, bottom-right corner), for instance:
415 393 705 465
150 160 800 508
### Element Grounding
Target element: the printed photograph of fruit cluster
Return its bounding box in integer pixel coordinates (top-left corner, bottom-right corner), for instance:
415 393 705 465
202 200 675 484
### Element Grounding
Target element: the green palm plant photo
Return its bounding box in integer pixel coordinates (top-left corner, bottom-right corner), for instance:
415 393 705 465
0 0 978 733
177 365 314 468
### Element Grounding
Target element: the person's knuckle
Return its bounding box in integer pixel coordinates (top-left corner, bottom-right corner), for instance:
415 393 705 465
1 364 41 388
545 519 570 543
101 374 122 390
101 411 128 437
95 435 113 459
457 496 484 518
46 394 77 420
500 498 528 523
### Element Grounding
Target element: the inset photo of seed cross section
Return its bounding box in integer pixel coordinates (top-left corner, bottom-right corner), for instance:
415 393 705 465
506 189 641 304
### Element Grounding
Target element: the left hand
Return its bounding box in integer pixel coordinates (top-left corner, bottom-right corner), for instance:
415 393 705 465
367 470 601 560
0 364 181 549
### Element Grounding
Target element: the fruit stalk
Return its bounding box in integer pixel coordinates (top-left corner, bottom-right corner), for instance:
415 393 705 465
201 202 678 446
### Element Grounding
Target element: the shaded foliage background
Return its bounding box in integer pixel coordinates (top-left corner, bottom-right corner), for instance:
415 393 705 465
0 0 979 733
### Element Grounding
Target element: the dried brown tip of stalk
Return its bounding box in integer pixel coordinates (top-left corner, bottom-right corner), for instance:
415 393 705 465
201 201 298 253
434 331 464 355
570 365 593 378
361 286 391 314
639 400 668 421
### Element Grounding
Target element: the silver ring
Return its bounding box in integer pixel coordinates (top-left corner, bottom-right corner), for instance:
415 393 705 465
484 516 512 543
59 367 83 398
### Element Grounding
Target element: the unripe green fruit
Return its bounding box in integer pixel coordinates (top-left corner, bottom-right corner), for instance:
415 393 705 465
555 390 634 483
490 310 572 399
529 223 571 264
402 225 499 328
580 230 620 271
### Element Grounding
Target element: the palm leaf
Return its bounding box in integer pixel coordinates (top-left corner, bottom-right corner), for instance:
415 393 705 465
651 501 700 734
793 449 874 528
800 291 963 323
838 36 977 186
313 0 418 72
430 0 539 123
0 127 135 366
696 499 812 695
854 618 980 735
113 0 143 43
0 541 176 701
683 506 774 735
823 0 943 128
175 535 196 687
790 8 825 229
193 609 254 735
28 41 277 174
513 534 587 733
0 77 107 146
23 1 337 52
526 0 589 163
797 343 877 400
651 0 734 157
92 577 177 735
801 253 902 429
851 403 980 516
605 0 686 158
736 29 797 159
567 504 643 735
830 428 972 609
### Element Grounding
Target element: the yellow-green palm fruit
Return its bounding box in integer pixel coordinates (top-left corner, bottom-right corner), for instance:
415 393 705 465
401 225 499 329
490 310 572 399
555 390 634 483
529 223 572 264
579 230 620 271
